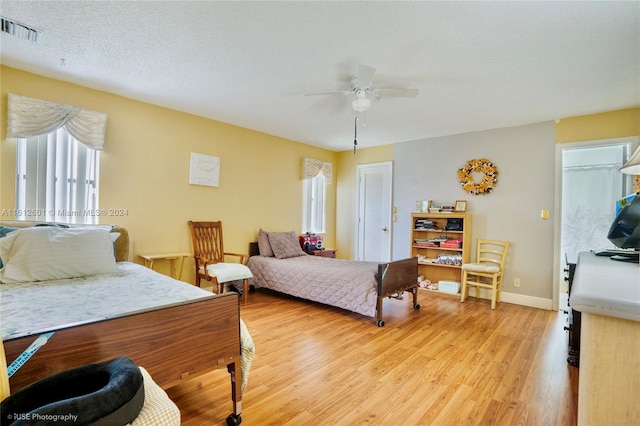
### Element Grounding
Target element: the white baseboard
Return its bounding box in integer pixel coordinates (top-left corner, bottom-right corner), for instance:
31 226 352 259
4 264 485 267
501 291 553 310
465 288 553 310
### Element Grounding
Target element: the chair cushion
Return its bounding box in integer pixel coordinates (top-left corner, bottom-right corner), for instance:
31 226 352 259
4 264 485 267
462 262 500 273
200 262 253 283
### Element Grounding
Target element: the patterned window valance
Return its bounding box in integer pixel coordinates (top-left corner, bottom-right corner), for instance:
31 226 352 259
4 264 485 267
6 93 107 150
302 157 333 185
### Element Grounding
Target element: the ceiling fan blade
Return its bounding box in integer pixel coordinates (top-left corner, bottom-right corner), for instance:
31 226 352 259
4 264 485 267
307 93 352 115
373 88 419 98
304 90 352 96
357 65 376 89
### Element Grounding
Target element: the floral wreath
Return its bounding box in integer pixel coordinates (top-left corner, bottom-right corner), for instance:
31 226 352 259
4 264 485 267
458 158 498 195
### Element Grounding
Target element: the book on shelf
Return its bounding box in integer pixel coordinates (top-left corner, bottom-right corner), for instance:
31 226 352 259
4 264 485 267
414 219 437 230
441 239 463 249
414 237 456 248
414 242 438 248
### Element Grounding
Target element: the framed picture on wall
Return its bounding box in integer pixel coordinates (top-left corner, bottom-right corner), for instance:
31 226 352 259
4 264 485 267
455 200 467 212
189 152 220 187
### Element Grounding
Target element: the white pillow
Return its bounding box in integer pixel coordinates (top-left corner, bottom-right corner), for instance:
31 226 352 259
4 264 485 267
0 227 117 283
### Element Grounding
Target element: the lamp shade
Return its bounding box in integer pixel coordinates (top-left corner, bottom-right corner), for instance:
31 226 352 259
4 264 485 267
352 96 371 113
620 146 640 175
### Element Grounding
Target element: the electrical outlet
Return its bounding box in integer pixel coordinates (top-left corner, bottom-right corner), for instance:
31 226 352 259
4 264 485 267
513 277 521 287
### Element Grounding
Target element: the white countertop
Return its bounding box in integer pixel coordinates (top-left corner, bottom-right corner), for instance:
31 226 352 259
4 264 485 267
570 251 640 322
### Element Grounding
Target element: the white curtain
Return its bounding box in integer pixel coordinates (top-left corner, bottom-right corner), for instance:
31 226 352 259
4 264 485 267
562 162 624 256
302 157 332 185
6 93 107 150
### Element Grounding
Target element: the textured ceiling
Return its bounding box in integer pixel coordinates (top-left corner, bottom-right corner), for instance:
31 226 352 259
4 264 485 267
1 1 639 151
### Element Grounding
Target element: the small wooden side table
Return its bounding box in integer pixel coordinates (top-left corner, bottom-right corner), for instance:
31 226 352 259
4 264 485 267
139 252 191 280
309 249 336 258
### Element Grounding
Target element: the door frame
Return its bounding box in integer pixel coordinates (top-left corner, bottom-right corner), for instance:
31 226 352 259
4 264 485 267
553 136 638 311
355 161 393 261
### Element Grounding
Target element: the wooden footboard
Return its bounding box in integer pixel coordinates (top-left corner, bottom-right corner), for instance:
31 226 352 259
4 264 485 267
376 257 420 326
4 292 243 419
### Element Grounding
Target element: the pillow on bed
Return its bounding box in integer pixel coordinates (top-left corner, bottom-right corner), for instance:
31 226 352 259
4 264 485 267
0 226 117 283
267 231 306 259
0 226 19 268
258 228 274 257
0 225 19 238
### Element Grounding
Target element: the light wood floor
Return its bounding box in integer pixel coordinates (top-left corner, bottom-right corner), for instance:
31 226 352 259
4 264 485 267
166 289 579 425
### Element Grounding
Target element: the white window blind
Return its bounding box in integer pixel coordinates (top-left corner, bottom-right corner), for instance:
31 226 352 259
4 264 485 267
16 128 100 224
302 173 326 234
301 157 331 234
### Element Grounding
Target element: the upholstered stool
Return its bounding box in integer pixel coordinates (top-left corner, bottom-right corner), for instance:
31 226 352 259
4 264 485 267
130 367 181 426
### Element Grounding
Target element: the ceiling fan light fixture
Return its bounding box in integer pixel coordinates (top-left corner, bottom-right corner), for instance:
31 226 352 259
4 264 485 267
352 96 371 112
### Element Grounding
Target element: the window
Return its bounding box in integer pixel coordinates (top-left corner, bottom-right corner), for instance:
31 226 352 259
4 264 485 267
302 173 326 233
301 157 332 234
7 93 106 224
16 128 100 224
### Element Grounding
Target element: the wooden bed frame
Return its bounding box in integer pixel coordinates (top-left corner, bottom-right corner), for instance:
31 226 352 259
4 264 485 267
249 242 420 326
1 222 245 425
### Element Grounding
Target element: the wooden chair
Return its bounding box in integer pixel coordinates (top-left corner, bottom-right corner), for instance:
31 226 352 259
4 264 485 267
188 221 252 305
460 239 510 309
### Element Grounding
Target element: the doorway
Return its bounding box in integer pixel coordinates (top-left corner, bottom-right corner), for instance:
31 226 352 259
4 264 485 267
555 138 637 310
355 161 392 262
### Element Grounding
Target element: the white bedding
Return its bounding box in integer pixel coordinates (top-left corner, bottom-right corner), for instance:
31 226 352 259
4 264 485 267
247 255 379 317
0 262 254 393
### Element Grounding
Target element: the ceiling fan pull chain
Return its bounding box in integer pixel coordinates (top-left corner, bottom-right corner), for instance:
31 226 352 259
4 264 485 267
353 116 358 154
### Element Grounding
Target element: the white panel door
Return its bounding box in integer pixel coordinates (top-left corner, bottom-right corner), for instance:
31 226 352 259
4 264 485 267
356 162 392 262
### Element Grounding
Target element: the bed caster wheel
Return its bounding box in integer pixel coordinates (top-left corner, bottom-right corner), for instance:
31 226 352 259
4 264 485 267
226 413 242 425
414 303 421 310
376 320 385 327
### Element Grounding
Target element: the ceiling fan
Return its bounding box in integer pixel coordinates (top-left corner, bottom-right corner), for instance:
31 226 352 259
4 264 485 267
305 64 419 113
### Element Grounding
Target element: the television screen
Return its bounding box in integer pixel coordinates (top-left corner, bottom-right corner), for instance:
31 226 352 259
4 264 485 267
607 193 640 250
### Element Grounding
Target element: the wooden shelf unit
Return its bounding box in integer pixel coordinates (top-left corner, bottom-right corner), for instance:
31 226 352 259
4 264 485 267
411 212 472 291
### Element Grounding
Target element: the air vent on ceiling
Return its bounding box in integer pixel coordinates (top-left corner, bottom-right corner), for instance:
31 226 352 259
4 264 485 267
1 16 42 43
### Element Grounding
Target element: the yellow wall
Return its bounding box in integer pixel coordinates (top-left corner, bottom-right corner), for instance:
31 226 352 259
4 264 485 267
0 66 337 283
556 107 640 143
2 65 637 281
